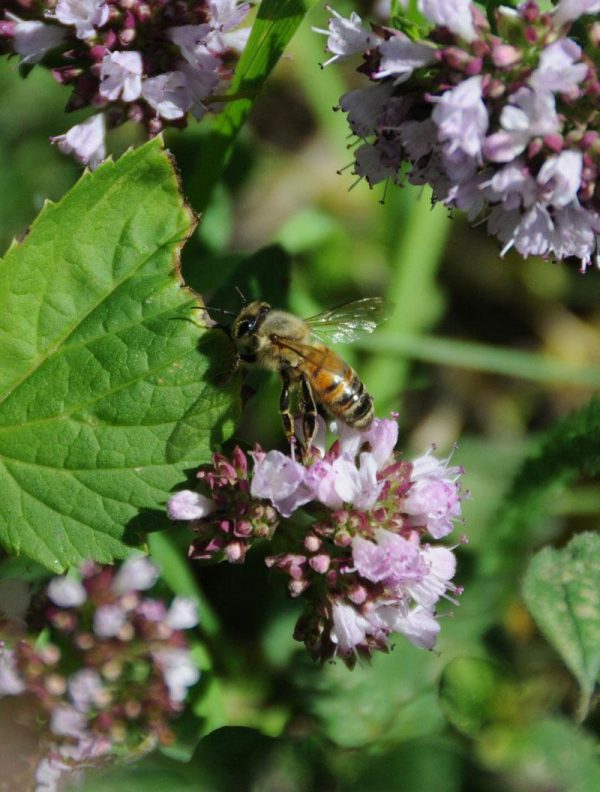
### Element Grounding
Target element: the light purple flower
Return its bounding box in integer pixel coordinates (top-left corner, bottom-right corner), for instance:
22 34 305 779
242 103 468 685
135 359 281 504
374 33 435 83
313 7 380 67
353 530 423 585
529 39 588 94
47 576 87 608
153 648 200 703
339 83 395 138
354 139 402 186
536 150 582 208
179 62 221 120
554 0 600 26
50 113 106 170
0 647 25 696
166 597 199 630
9 18 65 64
431 76 489 162
67 669 106 712
93 603 127 638
141 71 193 120
167 25 217 69
113 556 160 594
167 490 216 521
404 448 462 538
54 0 109 40
250 450 313 517
406 545 457 608
484 88 559 163
99 51 143 102
418 0 477 42
552 205 600 269
50 706 87 739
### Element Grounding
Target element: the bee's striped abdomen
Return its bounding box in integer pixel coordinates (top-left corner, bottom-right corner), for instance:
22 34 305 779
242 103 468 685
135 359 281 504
309 350 374 430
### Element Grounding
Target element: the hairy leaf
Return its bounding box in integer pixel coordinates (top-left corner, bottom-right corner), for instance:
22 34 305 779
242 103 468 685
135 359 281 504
485 397 600 578
0 139 239 571
523 532 600 720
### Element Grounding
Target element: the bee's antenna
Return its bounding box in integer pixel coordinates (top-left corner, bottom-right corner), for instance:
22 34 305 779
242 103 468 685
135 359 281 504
234 286 247 306
193 306 237 318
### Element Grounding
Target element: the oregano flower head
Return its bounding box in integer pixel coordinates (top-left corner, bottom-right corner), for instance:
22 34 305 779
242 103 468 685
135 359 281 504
168 415 466 667
316 0 600 270
0 1 251 167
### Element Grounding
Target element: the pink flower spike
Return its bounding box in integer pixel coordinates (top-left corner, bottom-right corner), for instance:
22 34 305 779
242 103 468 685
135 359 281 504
99 51 143 102
167 490 216 521
54 0 109 41
50 113 106 170
47 576 87 608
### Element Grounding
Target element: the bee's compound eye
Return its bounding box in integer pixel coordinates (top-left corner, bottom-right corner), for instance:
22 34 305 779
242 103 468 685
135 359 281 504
235 317 257 338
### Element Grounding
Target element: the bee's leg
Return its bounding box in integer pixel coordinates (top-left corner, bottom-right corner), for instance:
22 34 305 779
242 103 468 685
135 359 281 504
279 370 296 451
300 375 318 462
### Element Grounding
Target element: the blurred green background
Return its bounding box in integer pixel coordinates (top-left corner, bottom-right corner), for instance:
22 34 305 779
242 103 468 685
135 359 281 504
1 1 600 789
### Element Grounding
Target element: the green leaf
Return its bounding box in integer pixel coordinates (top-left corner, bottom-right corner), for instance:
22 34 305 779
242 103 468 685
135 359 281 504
301 643 446 748
522 532 600 721
439 657 504 737
479 717 600 791
0 139 239 572
488 397 600 580
192 0 318 210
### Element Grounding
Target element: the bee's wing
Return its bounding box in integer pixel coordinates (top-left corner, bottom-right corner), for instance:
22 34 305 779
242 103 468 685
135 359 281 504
304 297 393 344
272 338 349 377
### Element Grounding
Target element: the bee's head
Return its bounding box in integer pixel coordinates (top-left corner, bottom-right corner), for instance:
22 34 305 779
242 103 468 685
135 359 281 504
231 302 271 349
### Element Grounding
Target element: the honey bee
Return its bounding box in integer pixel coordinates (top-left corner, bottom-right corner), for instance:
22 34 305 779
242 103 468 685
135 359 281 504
217 297 391 458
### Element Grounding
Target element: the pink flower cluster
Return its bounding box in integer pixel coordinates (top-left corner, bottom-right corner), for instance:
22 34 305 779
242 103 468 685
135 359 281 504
0 1 250 168
168 415 465 667
317 1 600 270
0 557 200 792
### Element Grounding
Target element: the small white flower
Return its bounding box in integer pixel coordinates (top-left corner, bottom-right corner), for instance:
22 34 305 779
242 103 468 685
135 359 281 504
418 0 477 42
0 647 25 696
99 51 143 102
93 603 126 638
529 39 588 94
313 7 380 67
113 556 159 594
208 0 251 32
67 669 106 712
54 0 109 40
9 18 65 64
484 88 559 163
167 490 216 521
50 706 87 739
536 150 583 209
374 33 435 83
47 576 87 608
330 602 371 655
166 597 199 630
50 113 106 170
154 648 200 703
554 0 600 26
